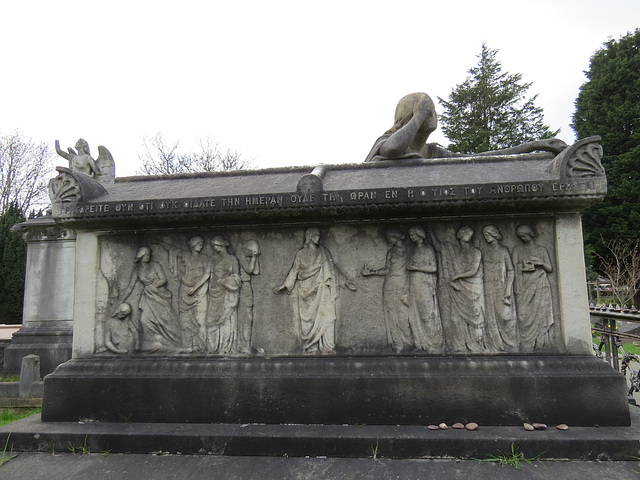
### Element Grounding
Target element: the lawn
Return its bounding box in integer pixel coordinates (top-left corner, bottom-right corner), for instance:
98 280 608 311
0 408 41 427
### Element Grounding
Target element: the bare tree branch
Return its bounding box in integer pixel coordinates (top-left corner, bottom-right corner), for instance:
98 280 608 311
597 237 640 306
137 132 252 175
0 131 53 214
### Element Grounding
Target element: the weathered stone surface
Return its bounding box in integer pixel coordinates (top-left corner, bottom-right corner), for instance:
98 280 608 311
36 135 630 427
41 356 629 426
3 215 75 374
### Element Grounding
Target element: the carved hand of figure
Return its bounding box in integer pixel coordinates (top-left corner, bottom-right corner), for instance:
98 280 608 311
344 279 357 291
537 138 568 154
449 279 461 292
503 287 513 305
474 327 483 343
361 264 373 276
401 294 410 307
414 96 433 118
275 285 289 294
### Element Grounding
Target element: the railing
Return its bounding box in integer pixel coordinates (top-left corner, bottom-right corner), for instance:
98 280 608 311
590 304 640 399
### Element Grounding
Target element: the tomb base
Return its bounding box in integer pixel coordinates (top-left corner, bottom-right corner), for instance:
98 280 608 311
42 355 629 426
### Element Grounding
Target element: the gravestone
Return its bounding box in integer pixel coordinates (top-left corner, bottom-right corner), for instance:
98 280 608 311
39 99 628 427
3 216 75 374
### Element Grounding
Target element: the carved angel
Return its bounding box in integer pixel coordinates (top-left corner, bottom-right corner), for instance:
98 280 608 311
55 138 115 184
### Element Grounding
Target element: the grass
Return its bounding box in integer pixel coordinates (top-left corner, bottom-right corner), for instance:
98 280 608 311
0 434 16 466
68 435 90 454
370 439 380 461
0 408 41 427
477 443 544 469
0 375 19 383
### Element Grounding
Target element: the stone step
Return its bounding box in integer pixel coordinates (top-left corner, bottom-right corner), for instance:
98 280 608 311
2 407 640 460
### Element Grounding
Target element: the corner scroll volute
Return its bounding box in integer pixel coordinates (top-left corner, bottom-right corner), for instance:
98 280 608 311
48 166 109 204
546 136 605 180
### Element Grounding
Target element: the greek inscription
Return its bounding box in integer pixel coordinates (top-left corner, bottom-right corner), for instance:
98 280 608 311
115 203 135 212
322 192 342 202
246 195 284 206
159 200 179 210
407 189 415 198
385 189 398 199
349 191 377 201
489 183 543 195
221 197 239 207
462 186 483 196
432 187 456 197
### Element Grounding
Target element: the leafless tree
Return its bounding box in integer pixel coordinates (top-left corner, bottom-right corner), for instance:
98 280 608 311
597 238 640 307
137 132 251 175
0 130 53 214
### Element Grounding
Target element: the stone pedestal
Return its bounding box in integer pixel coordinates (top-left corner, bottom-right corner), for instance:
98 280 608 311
3 216 75 374
41 138 630 426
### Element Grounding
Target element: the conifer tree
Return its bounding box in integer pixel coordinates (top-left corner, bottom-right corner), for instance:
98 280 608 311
0 204 26 324
572 29 640 272
439 44 558 154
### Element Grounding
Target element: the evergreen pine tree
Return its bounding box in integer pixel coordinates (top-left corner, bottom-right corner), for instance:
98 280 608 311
0 204 26 324
439 44 558 154
572 29 640 268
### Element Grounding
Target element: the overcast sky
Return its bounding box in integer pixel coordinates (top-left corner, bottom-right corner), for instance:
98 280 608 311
2 1 639 177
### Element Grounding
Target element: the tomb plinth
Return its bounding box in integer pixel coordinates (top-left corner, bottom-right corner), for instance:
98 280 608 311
3 215 75 374
40 136 630 426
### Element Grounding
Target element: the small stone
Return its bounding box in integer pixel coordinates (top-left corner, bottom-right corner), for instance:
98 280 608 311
427 424 440 430
556 424 569 431
523 423 534 431
532 423 547 430
439 423 448 430
465 422 478 431
452 423 465 429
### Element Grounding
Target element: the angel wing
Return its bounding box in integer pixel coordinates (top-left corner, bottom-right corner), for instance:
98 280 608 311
96 145 116 184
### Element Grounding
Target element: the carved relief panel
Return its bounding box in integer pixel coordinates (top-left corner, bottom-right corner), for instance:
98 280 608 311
94 219 559 357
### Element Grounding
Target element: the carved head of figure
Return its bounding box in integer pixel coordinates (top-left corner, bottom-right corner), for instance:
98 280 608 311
211 236 229 253
408 226 426 244
135 247 151 263
304 228 321 245
456 226 474 243
388 93 437 141
385 228 405 245
242 239 260 257
516 225 536 243
75 138 90 155
113 302 132 320
482 225 502 244
188 236 204 253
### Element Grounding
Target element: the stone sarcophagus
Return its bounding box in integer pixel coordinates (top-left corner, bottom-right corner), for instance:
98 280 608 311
40 135 629 426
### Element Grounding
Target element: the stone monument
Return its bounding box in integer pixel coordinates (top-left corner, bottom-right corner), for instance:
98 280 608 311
38 96 628 427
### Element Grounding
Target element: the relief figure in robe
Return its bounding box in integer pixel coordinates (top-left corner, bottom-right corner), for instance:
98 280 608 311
204 236 241 354
512 225 554 351
430 226 485 353
406 226 443 353
102 302 139 354
480 225 518 351
277 228 355 353
361 229 413 352
237 239 261 354
118 247 182 352
174 236 209 353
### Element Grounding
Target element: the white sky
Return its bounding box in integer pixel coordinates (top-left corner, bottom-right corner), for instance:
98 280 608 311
1 0 639 177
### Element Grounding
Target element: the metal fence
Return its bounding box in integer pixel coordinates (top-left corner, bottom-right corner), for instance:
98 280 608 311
590 304 640 398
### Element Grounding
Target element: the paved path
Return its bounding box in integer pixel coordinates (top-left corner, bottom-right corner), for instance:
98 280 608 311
2 452 640 480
